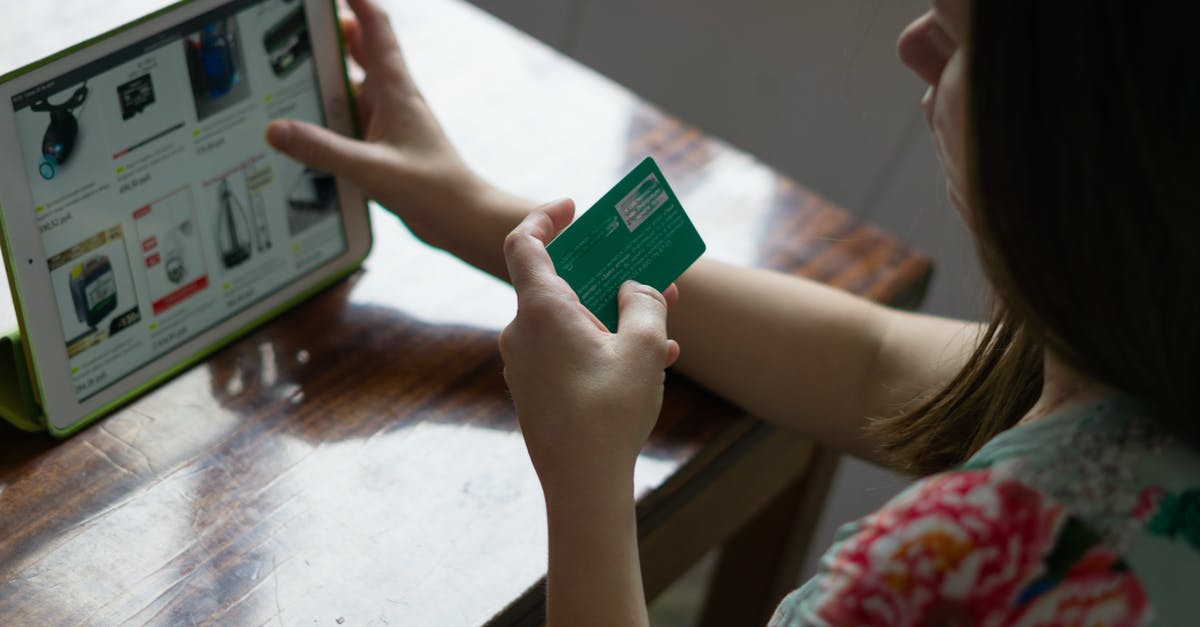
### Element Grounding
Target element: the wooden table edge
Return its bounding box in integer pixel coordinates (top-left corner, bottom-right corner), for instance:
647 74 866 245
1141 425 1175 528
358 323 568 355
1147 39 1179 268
486 253 932 626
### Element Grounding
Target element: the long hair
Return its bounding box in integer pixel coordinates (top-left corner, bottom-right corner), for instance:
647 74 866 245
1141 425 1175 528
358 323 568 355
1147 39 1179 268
870 2 1200 475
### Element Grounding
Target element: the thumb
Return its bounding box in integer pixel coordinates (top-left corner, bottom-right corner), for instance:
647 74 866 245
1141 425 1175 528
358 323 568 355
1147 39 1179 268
615 280 670 350
266 119 381 180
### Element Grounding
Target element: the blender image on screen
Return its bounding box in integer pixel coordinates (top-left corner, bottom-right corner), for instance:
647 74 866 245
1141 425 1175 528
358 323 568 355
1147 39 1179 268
216 177 252 269
186 17 251 121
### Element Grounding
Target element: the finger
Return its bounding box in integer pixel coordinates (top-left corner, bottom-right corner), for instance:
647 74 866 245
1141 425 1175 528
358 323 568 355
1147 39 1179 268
339 15 369 69
579 302 608 333
502 199 575 294
541 196 575 235
266 119 380 179
345 0 403 66
665 339 681 368
615 280 669 347
353 78 375 127
662 283 679 308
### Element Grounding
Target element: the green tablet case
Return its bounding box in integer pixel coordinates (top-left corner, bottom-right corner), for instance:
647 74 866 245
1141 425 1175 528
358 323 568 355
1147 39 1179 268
0 331 42 432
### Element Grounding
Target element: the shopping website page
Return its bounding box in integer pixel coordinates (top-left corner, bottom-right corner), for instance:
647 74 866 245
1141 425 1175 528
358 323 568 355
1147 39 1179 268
11 0 347 402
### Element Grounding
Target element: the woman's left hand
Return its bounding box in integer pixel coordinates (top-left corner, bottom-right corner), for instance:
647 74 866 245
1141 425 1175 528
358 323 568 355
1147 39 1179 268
499 199 680 498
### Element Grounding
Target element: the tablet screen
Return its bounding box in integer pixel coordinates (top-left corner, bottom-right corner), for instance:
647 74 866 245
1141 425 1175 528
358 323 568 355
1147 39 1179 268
9 0 347 402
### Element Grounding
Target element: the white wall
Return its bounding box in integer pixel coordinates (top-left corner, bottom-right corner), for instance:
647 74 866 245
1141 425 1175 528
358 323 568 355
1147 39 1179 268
464 0 988 593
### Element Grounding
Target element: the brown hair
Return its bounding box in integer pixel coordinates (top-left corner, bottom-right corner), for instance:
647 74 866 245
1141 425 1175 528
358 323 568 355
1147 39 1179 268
870 1 1200 475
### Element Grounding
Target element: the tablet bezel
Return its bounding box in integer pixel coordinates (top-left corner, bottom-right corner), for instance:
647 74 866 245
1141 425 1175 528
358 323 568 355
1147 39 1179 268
0 0 371 436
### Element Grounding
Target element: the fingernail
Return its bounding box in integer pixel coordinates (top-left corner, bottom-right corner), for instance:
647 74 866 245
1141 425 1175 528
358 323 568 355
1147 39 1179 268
266 122 293 149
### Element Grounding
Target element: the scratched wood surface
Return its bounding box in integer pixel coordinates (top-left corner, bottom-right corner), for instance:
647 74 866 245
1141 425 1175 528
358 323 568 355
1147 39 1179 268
0 0 931 625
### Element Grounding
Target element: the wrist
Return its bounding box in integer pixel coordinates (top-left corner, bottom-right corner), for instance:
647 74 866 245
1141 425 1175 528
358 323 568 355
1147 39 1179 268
436 178 536 281
405 166 494 249
464 180 532 231
541 461 636 512
542 464 647 627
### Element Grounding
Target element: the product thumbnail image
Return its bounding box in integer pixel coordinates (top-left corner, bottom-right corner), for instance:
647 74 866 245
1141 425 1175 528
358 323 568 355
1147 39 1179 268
50 227 142 357
69 255 117 329
285 167 336 235
117 74 156 120
216 177 252 269
29 82 89 180
185 18 251 121
134 187 211 316
263 6 311 77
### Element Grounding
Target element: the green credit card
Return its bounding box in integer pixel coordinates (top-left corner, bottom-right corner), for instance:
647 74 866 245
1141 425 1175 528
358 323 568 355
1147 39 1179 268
547 156 706 332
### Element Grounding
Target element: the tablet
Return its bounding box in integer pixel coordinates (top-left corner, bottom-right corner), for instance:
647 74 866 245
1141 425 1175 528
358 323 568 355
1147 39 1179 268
0 0 370 436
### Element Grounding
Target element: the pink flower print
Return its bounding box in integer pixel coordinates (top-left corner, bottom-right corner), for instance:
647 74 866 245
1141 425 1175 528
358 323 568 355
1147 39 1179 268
1006 547 1151 626
811 469 1067 627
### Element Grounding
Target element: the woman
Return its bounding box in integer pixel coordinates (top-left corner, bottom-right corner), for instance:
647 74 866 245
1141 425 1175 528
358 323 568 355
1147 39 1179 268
267 0 1200 623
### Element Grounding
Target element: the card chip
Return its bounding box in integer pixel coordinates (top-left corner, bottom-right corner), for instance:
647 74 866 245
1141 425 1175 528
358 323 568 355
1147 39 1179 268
615 173 669 231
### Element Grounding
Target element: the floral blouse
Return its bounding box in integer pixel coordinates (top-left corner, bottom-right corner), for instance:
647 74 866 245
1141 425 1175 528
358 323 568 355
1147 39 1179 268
770 396 1200 626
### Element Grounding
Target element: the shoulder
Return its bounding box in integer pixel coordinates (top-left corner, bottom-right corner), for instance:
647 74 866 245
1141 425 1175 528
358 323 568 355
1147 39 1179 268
770 465 1152 626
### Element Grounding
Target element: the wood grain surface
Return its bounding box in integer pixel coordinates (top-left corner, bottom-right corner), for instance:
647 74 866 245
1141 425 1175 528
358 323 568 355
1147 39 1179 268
0 0 931 624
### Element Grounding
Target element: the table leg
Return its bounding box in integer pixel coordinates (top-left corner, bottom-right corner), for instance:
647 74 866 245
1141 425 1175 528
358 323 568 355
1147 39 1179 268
698 446 840 626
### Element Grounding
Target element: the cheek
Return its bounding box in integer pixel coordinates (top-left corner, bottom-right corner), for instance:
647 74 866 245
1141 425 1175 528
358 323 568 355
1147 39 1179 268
931 53 970 202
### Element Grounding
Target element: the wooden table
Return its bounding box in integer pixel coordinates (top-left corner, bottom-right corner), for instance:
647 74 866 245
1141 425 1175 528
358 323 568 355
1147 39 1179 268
0 1 931 624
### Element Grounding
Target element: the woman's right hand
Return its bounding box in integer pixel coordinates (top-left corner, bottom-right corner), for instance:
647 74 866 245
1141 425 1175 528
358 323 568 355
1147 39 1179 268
499 201 680 496
265 0 500 254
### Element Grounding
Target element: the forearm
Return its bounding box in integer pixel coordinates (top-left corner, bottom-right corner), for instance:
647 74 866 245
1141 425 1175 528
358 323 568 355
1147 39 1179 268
543 474 648 627
406 179 535 281
669 258 979 465
437 186 980 464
